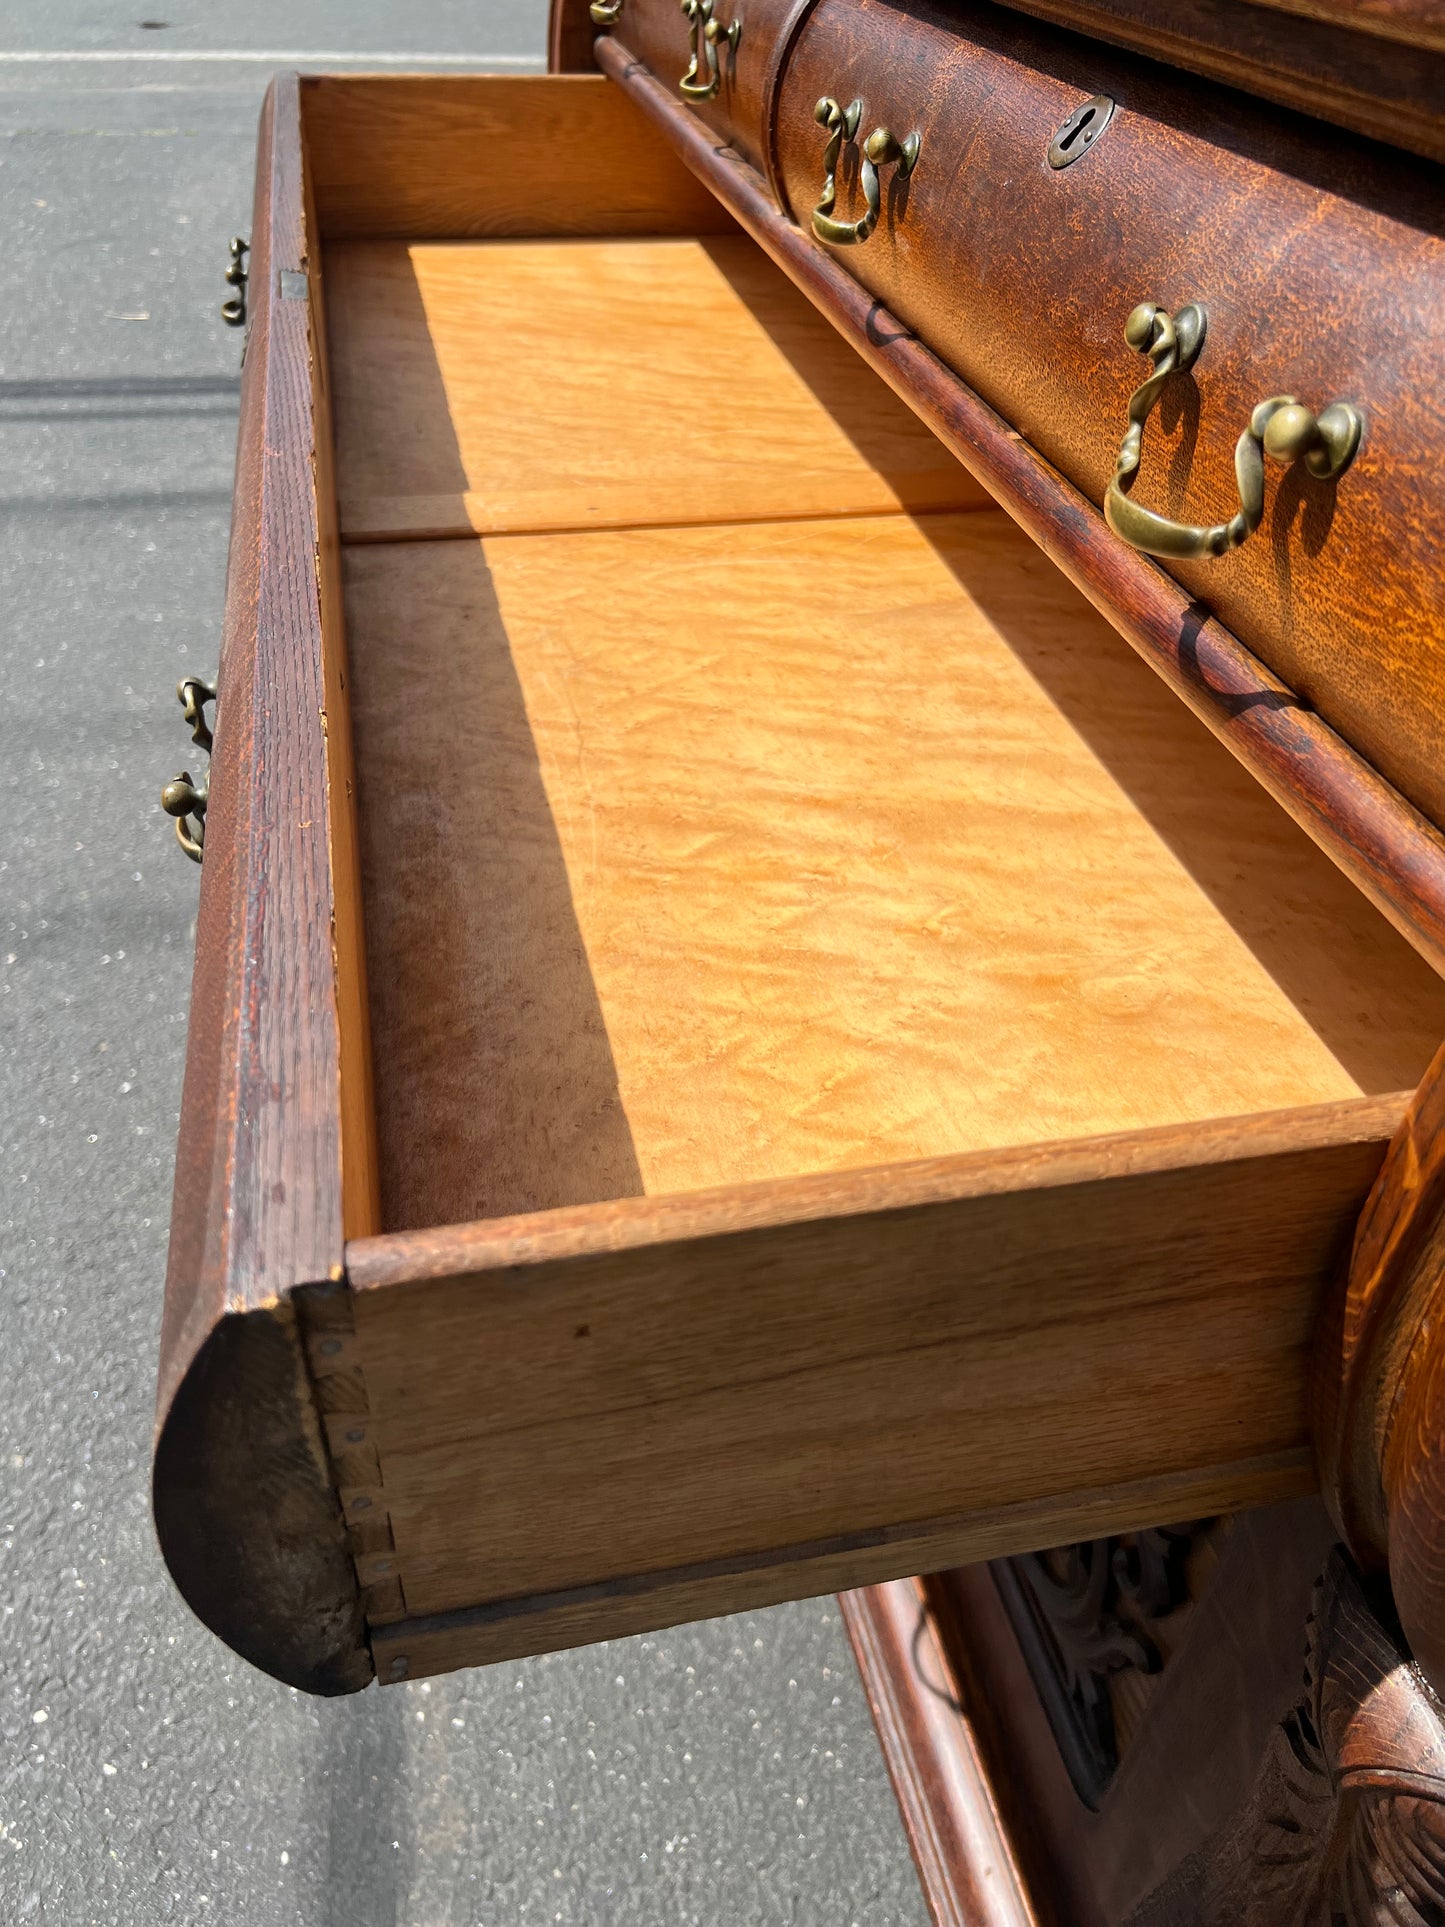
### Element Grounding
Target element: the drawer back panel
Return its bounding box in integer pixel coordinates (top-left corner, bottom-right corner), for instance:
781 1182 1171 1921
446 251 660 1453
770 0 1445 831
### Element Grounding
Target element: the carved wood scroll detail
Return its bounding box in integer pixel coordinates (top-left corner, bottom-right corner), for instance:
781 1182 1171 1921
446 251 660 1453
1127 1549 1445 1926
991 1524 1206 1809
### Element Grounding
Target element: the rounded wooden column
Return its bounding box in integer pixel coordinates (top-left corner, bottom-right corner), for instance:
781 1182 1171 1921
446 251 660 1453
1317 1038 1445 1699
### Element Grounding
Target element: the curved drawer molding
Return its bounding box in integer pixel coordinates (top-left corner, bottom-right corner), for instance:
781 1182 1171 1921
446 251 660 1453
1104 302 1363 561
810 94 920 245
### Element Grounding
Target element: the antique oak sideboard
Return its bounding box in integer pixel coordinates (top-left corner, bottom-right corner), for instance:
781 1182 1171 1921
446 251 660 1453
156 0 1445 1916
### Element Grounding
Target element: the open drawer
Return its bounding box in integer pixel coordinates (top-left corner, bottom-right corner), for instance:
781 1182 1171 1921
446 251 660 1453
154 73 1445 1695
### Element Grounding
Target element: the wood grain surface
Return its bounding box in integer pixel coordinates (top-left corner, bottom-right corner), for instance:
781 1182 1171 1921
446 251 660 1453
839 1578 1040 1926
610 0 813 176
770 0 1445 830
299 74 736 241
343 515 1445 1230
152 76 370 1694
598 41 1445 979
347 1097 1397 1666
982 0 1445 161
325 236 986 540
1317 1037 1445 1701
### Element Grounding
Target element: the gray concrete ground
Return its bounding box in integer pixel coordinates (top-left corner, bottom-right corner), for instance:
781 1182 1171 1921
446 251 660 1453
0 6 932 1921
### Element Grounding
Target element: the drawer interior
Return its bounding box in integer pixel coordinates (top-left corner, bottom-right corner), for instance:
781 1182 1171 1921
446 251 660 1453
326 229 1445 1237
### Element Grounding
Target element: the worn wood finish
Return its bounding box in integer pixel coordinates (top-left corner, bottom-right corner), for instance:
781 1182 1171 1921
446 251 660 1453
769 0 1445 834
1317 1038 1445 1703
152 75 370 1694
839 1579 1039 1927
989 0 1445 162
598 40 1445 979
341 1099 1400 1670
299 74 735 241
300 142 379 1242
325 237 986 541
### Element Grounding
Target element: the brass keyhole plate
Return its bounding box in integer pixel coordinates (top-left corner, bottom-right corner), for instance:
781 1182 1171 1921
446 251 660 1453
1048 93 1115 169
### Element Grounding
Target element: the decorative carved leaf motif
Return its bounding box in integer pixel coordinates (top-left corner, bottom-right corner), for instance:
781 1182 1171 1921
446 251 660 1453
1128 1551 1445 1926
993 1524 1203 1808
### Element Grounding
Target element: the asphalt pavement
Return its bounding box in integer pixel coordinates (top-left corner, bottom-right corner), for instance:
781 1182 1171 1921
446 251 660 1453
0 5 932 1921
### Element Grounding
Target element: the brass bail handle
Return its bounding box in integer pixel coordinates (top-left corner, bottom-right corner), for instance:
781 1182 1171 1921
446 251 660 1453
811 97 921 247
1103 301 1363 561
221 236 248 328
679 0 740 101
160 675 216 864
589 0 622 22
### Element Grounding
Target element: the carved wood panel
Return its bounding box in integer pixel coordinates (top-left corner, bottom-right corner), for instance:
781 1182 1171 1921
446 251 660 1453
1127 1549 1445 1925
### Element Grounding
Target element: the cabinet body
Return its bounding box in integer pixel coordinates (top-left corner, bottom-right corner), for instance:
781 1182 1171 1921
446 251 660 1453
156 6 1445 1915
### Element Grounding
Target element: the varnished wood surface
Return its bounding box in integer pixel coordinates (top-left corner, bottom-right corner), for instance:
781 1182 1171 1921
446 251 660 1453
153 75 369 1695
598 41 1445 979
989 0 1445 161
325 237 986 541
303 173 379 1242
344 516 1445 1229
1318 1036 1445 1702
615 0 814 176
1245 0 1445 52
839 1579 1039 1926
299 74 736 241
771 0 1445 834
348 1098 1394 1666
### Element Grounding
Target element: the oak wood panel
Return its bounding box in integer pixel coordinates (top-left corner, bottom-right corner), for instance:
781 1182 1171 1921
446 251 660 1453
366 1453 1312 1682
300 141 379 1242
299 74 737 241
343 517 1445 1231
598 41 1445 978
771 0 1445 830
992 0 1445 162
325 236 987 540
152 75 369 1695
348 1099 1397 1651
839 1579 1040 1927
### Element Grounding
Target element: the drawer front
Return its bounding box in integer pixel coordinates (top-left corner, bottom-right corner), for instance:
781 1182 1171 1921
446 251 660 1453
770 0 1445 833
615 0 812 177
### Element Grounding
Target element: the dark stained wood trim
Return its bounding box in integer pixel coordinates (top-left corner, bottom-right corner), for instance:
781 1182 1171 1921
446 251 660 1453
549 0 603 73
595 36 1445 982
1243 0 1445 55
839 1580 1039 1927
151 74 371 1696
990 0 1445 163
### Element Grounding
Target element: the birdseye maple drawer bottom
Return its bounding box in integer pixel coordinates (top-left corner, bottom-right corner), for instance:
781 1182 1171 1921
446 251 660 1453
308 81 1445 1681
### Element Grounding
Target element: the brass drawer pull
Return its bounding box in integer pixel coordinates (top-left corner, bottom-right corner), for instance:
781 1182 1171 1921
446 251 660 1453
1104 302 1362 561
160 675 216 864
811 97 921 247
589 0 622 21
221 236 248 328
679 0 740 101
